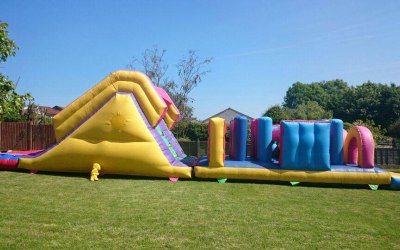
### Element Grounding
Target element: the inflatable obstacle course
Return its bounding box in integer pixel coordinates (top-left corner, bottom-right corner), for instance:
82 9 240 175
195 117 398 189
0 70 398 189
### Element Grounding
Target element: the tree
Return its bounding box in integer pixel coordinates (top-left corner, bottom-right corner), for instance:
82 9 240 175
339 82 400 130
186 121 208 141
263 102 332 122
375 83 400 130
283 82 329 109
319 79 350 117
388 118 400 138
262 104 291 123
172 121 208 141
0 21 33 121
128 47 212 123
0 22 18 62
344 119 389 143
291 101 332 120
172 50 212 121
127 47 169 87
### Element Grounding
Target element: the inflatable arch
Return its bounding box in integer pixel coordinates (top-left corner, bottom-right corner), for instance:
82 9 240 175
344 126 374 168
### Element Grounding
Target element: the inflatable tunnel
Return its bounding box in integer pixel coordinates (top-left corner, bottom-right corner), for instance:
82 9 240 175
344 126 375 168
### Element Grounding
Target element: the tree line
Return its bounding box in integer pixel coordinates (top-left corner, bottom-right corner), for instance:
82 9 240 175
264 80 400 139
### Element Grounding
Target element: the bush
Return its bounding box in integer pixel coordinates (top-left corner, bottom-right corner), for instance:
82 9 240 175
347 120 389 142
173 121 208 141
388 118 400 138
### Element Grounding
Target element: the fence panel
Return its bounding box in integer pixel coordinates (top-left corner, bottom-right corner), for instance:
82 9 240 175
32 124 56 150
0 122 56 151
375 148 400 166
0 122 30 151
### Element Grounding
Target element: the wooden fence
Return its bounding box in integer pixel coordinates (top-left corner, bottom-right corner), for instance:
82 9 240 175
0 122 56 151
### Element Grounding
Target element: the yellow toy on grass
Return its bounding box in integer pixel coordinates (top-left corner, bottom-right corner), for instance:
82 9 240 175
90 163 101 181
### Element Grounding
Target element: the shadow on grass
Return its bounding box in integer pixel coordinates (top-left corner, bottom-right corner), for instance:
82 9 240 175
2 169 396 190
16 170 194 182
193 177 395 191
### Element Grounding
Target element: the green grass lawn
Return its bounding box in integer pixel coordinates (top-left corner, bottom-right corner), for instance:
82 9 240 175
0 171 399 249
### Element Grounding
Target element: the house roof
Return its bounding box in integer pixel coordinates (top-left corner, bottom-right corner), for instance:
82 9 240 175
202 107 254 123
37 106 64 117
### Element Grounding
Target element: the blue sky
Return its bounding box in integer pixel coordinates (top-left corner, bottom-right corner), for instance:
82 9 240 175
1 0 399 120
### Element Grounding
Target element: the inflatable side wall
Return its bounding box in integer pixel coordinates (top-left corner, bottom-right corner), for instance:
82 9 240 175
280 121 331 171
330 119 344 165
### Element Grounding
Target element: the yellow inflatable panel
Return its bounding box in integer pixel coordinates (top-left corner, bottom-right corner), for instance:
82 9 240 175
208 118 226 167
194 166 391 185
53 71 167 142
20 93 191 178
391 172 400 179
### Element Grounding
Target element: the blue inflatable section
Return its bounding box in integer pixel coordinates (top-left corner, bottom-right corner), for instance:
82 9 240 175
391 176 400 190
257 117 272 162
330 119 344 164
281 121 331 171
0 153 22 161
232 116 248 161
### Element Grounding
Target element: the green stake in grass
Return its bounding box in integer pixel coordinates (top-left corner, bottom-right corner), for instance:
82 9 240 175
217 178 227 183
290 181 300 186
368 184 379 190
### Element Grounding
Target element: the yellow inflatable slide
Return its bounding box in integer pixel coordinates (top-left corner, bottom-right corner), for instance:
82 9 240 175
19 71 192 179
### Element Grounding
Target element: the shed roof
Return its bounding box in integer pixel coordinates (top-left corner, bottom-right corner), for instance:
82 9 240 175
202 107 253 123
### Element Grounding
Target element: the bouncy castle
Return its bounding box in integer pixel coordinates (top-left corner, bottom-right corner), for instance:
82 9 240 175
0 70 399 189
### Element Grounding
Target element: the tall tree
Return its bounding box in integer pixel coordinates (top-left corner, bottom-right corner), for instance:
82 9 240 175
0 21 33 121
339 82 400 130
291 101 332 120
376 83 400 129
127 47 168 87
174 50 212 121
283 82 329 109
262 104 291 123
319 79 350 116
283 80 350 113
128 47 212 122
263 102 332 122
